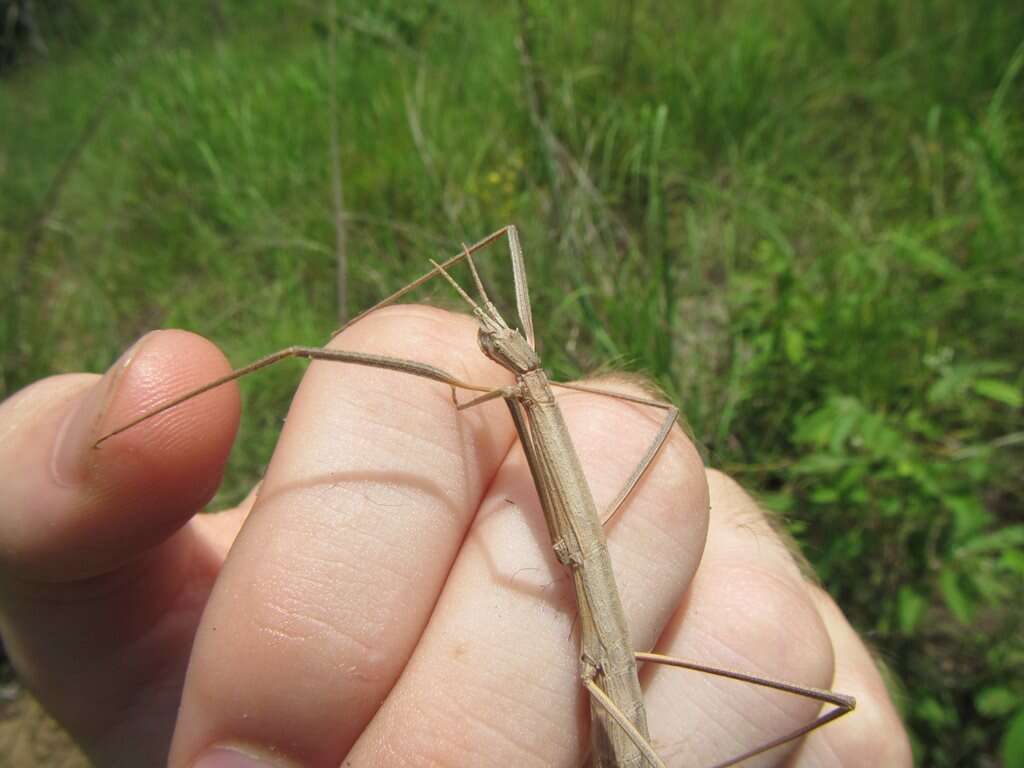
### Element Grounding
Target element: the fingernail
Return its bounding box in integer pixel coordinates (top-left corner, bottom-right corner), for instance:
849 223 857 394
52 333 155 486
192 746 288 768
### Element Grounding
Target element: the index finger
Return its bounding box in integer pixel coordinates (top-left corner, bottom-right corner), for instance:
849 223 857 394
169 306 517 767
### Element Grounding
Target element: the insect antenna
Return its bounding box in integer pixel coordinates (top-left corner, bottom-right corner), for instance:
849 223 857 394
428 258 487 316
461 242 509 330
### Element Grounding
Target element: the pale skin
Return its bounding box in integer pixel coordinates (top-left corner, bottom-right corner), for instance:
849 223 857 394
0 306 912 767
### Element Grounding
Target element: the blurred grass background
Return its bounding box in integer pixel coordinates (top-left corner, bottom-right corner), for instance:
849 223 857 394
2 1 1022 765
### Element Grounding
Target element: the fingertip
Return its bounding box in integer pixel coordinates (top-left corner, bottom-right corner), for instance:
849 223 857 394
802 587 914 767
0 330 240 581
89 328 241 524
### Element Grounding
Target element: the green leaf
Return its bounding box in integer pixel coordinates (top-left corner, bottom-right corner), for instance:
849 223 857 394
939 568 975 623
945 495 993 541
1003 707 1024 768
927 375 959 404
783 325 806 364
1002 548 1024 576
811 487 840 503
973 378 1023 407
971 570 1008 603
977 687 1022 717
916 695 957 726
794 453 850 474
889 232 961 278
960 524 1024 555
759 492 794 513
897 586 927 635
829 408 862 453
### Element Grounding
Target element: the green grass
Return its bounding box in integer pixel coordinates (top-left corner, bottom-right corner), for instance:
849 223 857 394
2 1 1023 764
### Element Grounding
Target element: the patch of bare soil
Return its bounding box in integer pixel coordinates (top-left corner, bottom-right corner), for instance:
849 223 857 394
0 681 88 768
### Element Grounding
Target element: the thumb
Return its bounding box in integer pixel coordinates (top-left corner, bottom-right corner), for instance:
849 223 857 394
0 330 240 581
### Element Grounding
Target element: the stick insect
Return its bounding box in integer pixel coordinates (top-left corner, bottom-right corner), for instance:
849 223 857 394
97 225 854 767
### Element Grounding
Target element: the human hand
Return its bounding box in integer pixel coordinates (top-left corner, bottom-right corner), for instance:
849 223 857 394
0 307 910 767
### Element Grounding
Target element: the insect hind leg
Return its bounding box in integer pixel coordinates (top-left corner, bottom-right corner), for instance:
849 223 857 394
635 651 855 768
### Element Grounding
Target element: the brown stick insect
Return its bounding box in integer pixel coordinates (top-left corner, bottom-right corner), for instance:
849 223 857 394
96 225 854 767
